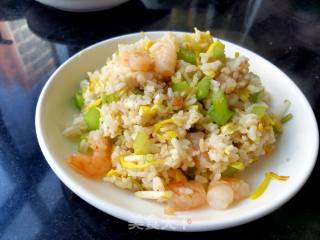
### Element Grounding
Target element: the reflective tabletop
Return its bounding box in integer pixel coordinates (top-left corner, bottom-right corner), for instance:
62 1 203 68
0 0 320 239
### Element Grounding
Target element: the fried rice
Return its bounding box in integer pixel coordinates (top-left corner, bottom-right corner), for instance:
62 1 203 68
63 29 290 213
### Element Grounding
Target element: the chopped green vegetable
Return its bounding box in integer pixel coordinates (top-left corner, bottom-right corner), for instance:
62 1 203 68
271 114 283 134
207 40 225 60
102 93 120 104
281 113 293 123
222 161 245 177
74 92 84 109
171 81 190 92
263 113 283 135
208 90 233 125
250 90 264 103
133 131 150 155
178 47 197 65
196 76 211 100
251 104 268 118
83 107 100 130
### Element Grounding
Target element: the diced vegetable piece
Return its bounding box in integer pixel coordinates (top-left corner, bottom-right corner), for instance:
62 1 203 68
188 104 199 111
207 40 225 60
235 52 240 58
230 161 245 170
74 92 85 109
281 113 293 123
250 172 289 200
171 81 190 92
222 161 245 177
262 113 282 135
250 90 264 103
251 104 268 118
133 131 150 155
178 47 197 65
272 123 283 135
271 114 283 134
196 76 211 100
208 90 233 125
239 88 250 102
171 76 181 83
262 113 283 135
102 93 119 104
83 107 100 130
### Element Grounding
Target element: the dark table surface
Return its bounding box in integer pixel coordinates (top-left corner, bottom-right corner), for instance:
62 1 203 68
1 0 320 239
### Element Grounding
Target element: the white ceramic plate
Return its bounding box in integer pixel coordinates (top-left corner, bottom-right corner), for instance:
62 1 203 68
35 0 129 12
35 32 319 232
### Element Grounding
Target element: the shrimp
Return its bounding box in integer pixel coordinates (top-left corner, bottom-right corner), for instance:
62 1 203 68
207 177 250 210
149 34 177 77
127 52 154 72
165 181 207 214
67 136 112 179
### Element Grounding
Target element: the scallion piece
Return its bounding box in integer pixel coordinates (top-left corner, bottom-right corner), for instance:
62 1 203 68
222 161 245 177
178 48 197 65
281 113 293 123
250 90 264 103
133 131 150 155
171 81 190 92
102 93 119 104
74 92 84 109
83 107 100 130
251 104 268 118
207 40 225 60
208 90 233 125
196 76 211 100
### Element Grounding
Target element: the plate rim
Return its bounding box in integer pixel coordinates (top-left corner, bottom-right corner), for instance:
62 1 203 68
35 31 319 232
